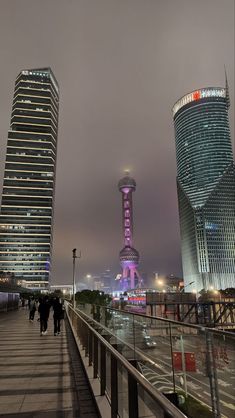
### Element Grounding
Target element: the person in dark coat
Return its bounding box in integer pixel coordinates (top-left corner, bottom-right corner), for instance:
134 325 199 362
29 297 36 321
38 297 50 335
52 297 63 336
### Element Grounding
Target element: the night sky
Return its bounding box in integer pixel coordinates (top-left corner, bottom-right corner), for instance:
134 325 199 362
0 0 234 287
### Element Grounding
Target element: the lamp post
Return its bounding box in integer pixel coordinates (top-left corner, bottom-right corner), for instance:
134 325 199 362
72 248 81 309
180 281 195 293
157 279 173 293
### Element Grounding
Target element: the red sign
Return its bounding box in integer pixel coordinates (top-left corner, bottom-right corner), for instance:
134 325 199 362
193 90 201 100
173 352 182 370
128 296 146 302
173 352 196 372
185 352 196 372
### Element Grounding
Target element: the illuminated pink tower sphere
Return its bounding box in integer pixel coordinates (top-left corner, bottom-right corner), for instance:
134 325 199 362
118 171 142 290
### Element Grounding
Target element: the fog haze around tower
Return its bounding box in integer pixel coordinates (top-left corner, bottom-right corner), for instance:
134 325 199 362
0 0 234 286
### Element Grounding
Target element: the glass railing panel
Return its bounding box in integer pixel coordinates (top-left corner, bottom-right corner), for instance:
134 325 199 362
138 386 164 418
117 363 129 418
106 350 111 399
170 323 215 417
97 340 101 378
112 311 136 361
133 315 173 375
209 330 235 418
70 303 234 417
105 307 113 328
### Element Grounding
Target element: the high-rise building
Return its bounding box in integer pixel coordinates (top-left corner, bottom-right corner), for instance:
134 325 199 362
173 84 235 291
0 68 59 290
118 172 142 290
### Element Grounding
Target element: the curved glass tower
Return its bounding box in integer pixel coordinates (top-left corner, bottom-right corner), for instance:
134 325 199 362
173 87 235 291
0 68 59 290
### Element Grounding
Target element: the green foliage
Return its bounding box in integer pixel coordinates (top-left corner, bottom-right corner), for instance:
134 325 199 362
177 392 213 418
75 289 112 306
220 288 235 297
199 287 235 296
51 289 63 297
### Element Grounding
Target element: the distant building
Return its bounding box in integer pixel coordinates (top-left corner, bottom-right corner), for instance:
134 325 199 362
173 83 235 291
93 278 103 291
100 270 112 293
50 285 73 297
0 271 15 285
165 275 184 292
0 68 59 290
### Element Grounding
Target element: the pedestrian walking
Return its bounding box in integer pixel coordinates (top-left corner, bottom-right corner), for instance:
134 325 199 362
38 297 50 335
29 297 36 321
52 297 63 336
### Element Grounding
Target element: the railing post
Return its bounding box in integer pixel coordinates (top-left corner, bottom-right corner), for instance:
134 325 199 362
111 354 118 418
128 360 138 418
93 335 98 378
205 331 221 418
85 326 89 357
81 322 85 349
88 329 93 366
105 307 108 327
169 323 176 392
100 342 106 395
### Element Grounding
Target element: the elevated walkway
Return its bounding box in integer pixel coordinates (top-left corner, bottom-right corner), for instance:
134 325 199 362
0 308 100 418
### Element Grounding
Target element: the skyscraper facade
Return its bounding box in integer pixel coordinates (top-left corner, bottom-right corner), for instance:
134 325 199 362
0 68 59 290
173 86 235 291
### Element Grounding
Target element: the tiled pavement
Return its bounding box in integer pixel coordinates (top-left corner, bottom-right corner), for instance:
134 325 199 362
0 308 80 417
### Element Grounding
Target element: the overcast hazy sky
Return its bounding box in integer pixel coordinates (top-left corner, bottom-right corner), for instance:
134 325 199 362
0 0 234 287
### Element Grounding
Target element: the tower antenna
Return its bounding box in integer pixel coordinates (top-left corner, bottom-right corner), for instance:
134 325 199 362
224 65 230 108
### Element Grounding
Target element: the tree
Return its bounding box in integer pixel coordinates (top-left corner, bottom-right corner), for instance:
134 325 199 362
75 289 112 306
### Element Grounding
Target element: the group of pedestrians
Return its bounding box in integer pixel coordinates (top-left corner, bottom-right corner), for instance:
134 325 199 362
27 296 64 336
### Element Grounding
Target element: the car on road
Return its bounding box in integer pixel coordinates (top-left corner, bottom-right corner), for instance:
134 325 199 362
143 335 157 348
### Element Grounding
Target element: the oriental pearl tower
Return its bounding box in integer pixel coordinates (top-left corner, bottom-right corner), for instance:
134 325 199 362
118 171 142 290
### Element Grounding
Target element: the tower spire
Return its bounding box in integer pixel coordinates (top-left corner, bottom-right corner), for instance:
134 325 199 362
224 65 230 108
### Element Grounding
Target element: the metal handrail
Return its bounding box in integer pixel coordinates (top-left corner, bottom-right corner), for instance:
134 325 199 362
66 302 187 418
93 304 235 336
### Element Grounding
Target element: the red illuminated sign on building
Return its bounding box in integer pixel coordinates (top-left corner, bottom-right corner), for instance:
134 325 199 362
193 90 201 101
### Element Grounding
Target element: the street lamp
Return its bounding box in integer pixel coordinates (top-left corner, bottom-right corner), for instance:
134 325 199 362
213 289 222 301
72 248 81 309
157 279 173 293
180 281 195 293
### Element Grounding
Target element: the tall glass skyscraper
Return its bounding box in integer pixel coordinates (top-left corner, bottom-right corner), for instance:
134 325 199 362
173 86 235 291
0 68 59 290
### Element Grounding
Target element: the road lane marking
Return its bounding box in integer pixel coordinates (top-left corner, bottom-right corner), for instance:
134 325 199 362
220 400 235 411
